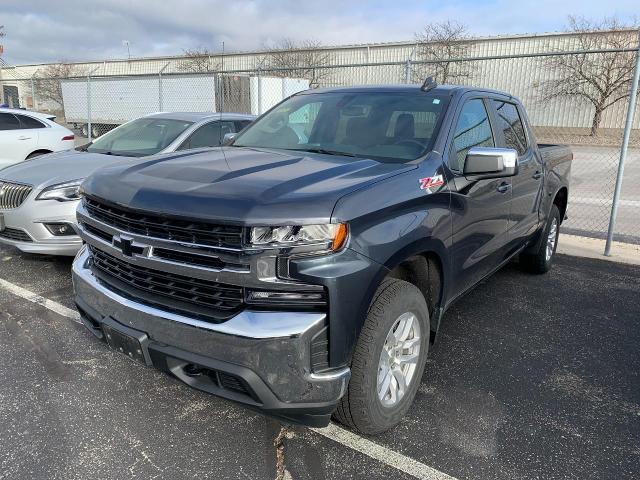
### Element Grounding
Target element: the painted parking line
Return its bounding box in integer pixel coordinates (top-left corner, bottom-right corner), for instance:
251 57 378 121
0 276 458 480
0 277 81 323
571 196 640 207
312 423 457 480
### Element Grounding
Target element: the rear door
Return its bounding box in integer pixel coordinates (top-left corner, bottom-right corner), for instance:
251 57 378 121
0 112 37 167
490 99 543 246
447 96 513 297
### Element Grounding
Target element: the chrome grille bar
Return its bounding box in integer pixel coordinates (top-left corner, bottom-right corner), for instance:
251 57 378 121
0 181 33 210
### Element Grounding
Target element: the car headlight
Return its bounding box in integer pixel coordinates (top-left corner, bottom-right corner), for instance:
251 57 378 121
250 223 348 251
36 179 84 202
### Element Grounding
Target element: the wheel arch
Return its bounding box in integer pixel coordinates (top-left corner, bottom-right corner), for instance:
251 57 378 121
381 238 450 340
553 186 568 224
25 149 53 160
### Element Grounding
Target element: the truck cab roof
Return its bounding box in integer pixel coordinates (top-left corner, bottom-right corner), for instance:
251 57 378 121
299 84 518 101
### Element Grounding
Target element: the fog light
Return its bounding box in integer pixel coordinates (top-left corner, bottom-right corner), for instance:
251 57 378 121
44 222 75 236
246 290 326 305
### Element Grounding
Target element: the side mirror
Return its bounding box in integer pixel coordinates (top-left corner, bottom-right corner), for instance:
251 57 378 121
222 132 237 146
463 147 518 179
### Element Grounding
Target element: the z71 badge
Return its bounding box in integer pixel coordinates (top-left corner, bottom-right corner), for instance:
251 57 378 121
419 175 445 191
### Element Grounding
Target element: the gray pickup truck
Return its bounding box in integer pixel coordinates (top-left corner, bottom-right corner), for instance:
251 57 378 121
72 82 572 433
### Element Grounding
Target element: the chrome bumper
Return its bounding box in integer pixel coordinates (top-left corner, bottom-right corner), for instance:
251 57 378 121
72 246 349 422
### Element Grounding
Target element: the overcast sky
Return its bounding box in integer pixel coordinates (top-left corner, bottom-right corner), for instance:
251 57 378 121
1 0 638 65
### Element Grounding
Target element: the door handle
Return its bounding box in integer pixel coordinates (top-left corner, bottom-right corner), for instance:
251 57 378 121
532 171 543 180
496 182 511 194
18 136 31 141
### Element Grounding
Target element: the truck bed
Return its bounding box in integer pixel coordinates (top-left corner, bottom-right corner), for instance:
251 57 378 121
538 143 573 170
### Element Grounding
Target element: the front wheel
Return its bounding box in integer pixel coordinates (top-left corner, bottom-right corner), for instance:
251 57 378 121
333 278 430 434
520 204 561 274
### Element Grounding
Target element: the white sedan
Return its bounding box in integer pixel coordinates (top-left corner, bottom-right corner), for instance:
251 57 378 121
0 108 75 170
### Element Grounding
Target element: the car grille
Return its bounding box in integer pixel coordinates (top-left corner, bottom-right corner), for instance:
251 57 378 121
89 247 244 321
0 227 33 242
0 181 33 209
84 197 244 248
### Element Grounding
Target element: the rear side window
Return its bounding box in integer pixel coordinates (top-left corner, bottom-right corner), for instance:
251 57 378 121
16 114 46 129
0 113 20 131
450 99 494 171
492 101 528 155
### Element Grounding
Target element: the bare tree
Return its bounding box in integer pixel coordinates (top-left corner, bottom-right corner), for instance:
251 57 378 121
33 62 84 110
414 20 475 84
263 39 331 87
177 47 219 73
540 16 640 136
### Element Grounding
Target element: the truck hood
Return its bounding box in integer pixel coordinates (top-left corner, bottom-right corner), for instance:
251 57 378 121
0 149 131 190
83 147 416 225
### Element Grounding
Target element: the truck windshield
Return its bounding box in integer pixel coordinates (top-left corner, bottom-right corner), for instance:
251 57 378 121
232 91 449 162
85 118 193 157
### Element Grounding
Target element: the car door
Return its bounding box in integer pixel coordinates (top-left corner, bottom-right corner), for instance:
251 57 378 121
447 96 513 298
15 113 47 152
176 120 237 151
0 112 37 168
490 99 543 246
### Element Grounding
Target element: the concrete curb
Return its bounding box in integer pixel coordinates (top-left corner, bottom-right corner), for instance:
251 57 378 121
557 234 640 266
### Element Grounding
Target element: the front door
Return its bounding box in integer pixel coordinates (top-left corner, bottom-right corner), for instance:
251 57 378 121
448 97 512 298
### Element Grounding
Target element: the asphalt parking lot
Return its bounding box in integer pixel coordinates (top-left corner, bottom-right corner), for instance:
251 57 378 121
0 243 638 480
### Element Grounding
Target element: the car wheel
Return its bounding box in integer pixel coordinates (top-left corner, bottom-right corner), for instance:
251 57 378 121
333 278 430 434
520 204 561 274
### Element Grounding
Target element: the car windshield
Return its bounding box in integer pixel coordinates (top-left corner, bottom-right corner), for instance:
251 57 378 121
232 91 449 162
85 117 193 157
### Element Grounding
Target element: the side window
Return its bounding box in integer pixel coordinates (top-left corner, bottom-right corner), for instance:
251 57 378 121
16 114 46 129
234 120 252 132
0 113 20 131
179 121 235 150
491 100 528 155
450 99 494 171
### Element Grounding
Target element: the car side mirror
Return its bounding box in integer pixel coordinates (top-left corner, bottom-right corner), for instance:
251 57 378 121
222 132 237 146
463 147 518 179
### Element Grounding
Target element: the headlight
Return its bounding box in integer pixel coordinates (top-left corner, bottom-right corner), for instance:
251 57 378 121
250 223 348 251
36 179 84 202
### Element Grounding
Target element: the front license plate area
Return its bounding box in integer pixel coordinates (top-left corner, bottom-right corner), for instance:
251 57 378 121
102 320 150 365
0 213 5 232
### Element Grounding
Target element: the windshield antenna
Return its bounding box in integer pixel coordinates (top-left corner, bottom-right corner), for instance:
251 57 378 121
421 76 437 92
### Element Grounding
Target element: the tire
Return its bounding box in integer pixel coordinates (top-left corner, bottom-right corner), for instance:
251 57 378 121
333 278 430 434
520 204 561 274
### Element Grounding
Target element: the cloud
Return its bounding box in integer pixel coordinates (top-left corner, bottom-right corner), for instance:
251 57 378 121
0 0 638 65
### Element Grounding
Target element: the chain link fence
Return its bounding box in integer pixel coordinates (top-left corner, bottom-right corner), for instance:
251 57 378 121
1 48 639 244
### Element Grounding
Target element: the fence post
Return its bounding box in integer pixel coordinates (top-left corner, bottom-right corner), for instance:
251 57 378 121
86 66 100 142
604 31 640 256
257 67 262 115
30 75 36 110
405 59 412 84
86 73 92 142
158 62 169 111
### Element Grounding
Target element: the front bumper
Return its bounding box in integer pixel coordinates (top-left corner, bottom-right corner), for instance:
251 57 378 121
0 198 81 256
72 246 350 427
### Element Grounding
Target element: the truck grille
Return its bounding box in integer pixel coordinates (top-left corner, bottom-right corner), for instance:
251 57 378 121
89 247 244 321
0 181 33 209
84 197 244 248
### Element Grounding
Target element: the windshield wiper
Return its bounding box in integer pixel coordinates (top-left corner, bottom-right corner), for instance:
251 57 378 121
289 148 359 158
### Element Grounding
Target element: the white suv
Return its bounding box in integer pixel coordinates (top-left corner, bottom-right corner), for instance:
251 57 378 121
0 108 75 170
